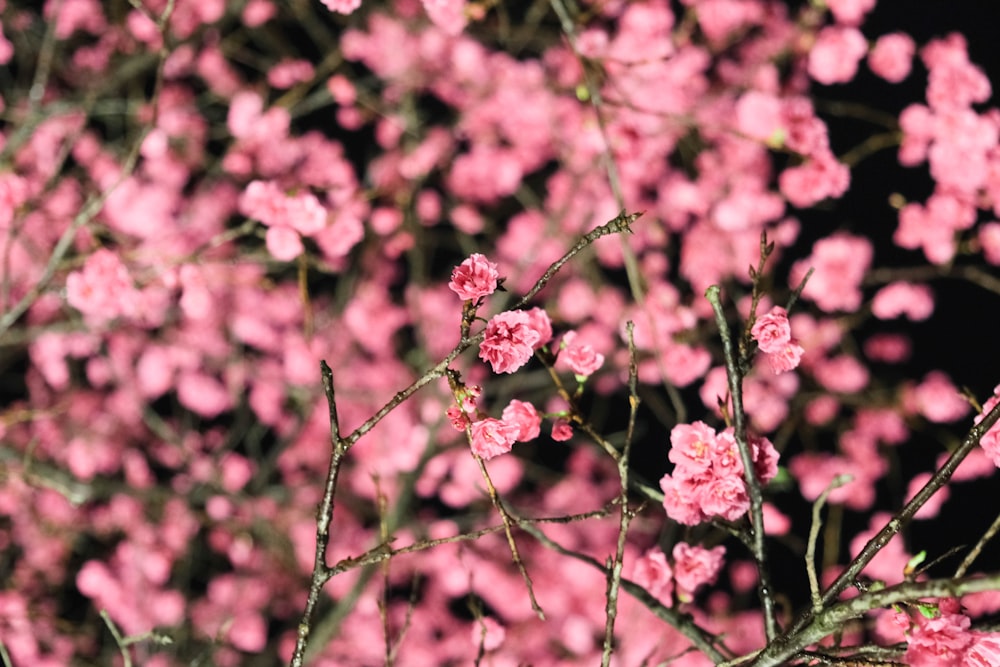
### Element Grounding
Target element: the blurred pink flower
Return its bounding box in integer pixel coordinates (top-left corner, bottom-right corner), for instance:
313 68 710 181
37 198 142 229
869 32 915 83
631 549 673 606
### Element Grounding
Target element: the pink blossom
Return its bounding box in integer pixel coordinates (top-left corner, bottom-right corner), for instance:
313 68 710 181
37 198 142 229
904 608 973 666
525 307 553 349
176 372 232 419
265 225 304 261
469 418 519 460
659 474 707 526
422 0 468 35
65 248 137 325
812 355 869 393
979 221 1000 265
557 330 605 377
912 371 970 423
778 151 850 208
763 342 804 374
448 253 500 301
242 0 275 27
869 33 916 83
871 282 934 320
825 0 876 26
791 233 873 312
631 549 673 605
736 91 784 143
668 421 718 473
501 399 541 442
478 310 541 374
751 306 792 354
551 419 573 442
320 0 361 14
267 59 315 89
808 26 868 85
672 542 725 603
446 405 470 431
978 390 1000 467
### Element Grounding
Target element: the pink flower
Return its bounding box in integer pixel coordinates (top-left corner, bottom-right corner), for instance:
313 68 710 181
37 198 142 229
751 306 792 354
267 59 315 89
501 400 541 442
813 355 869 393
631 549 673 606
779 151 851 208
808 26 868 85
551 419 573 442
872 282 934 320
525 307 553 349
65 248 137 325
825 0 876 26
478 310 541 374
448 253 500 301
469 418 519 460
791 233 873 312
763 342 804 374
320 0 361 14
904 608 973 667
672 543 726 603
446 405 470 431
912 371 969 423
422 0 468 35
668 421 718 473
869 33 916 83
557 331 605 377
265 225 304 261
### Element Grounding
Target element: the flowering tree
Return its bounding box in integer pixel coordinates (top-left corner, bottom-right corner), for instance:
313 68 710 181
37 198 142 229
3 0 1000 665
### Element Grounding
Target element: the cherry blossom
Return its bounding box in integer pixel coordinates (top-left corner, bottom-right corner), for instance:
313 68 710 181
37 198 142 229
448 253 500 301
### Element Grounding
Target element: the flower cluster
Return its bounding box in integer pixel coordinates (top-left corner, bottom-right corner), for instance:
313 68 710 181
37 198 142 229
660 421 779 525
631 542 727 607
457 398 542 460
903 599 1000 666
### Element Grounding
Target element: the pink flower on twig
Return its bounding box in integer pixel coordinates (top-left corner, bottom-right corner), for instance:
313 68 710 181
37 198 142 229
470 418 519 460
448 253 499 301
479 310 541 374
557 330 605 377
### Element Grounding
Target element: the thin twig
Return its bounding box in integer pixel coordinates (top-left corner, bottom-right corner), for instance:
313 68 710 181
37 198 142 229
705 285 778 640
339 211 639 452
462 425 545 619
772 396 1000 660
519 521 731 663
954 506 1000 578
289 361 346 667
601 321 640 666
99 611 133 667
0 0 175 340
806 475 852 613
750 572 1000 667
